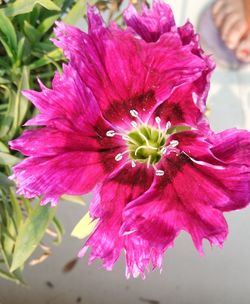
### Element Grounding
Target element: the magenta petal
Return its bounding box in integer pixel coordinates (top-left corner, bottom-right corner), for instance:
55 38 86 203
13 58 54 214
124 154 229 255
10 65 125 205
11 149 120 206
22 65 107 133
79 164 154 277
124 1 215 114
150 83 209 131
211 128 250 165
178 21 215 111
124 0 175 42
170 130 250 211
53 14 207 129
208 128 250 210
123 127 250 255
9 127 122 157
87 5 105 33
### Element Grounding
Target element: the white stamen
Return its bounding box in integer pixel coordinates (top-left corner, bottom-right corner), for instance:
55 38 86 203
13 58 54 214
155 170 165 176
170 140 179 147
106 130 116 137
160 147 167 155
166 121 171 130
122 135 129 140
131 160 136 168
192 92 198 105
181 152 226 170
155 116 161 124
122 229 136 236
131 121 137 128
115 153 123 161
130 109 138 118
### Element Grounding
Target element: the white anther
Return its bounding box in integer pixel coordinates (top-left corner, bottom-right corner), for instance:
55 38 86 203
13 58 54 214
155 170 165 176
123 229 136 236
155 116 161 124
106 130 116 137
131 160 136 168
160 147 167 155
192 92 198 105
130 109 138 118
166 121 171 130
170 140 179 147
115 153 123 161
122 135 130 140
131 121 137 128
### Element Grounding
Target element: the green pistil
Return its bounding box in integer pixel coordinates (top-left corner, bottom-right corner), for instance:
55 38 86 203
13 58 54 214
127 125 166 165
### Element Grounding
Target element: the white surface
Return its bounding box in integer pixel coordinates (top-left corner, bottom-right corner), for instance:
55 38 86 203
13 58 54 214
1 0 250 303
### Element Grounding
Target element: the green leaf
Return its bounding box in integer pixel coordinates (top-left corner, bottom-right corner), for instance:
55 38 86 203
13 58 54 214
0 34 15 63
23 21 41 43
37 14 60 35
0 87 15 139
0 268 23 284
0 77 10 84
0 0 61 17
29 48 63 70
0 141 9 153
71 211 97 240
63 0 96 25
8 66 30 137
0 172 14 188
1 207 17 267
0 11 17 52
9 188 23 229
0 152 20 166
51 216 64 245
33 41 55 53
16 36 26 66
10 203 56 272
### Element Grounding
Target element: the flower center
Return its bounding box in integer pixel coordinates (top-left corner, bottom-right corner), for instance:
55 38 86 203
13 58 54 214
126 125 166 166
106 109 188 176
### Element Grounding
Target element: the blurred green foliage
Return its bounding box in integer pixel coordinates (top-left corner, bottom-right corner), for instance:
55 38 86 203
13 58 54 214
0 0 138 285
0 0 94 284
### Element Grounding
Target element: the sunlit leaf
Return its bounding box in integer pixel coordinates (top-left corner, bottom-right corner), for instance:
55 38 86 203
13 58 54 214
0 152 20 166
10 203 56 272
0 141 9 153
16 66 30 126
71 211 98 240
0 11 17 52
0 0 61 17
37 14 60 35
63 0 96 25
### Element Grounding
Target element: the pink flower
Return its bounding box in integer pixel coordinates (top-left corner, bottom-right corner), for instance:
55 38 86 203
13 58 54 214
9 2 250 278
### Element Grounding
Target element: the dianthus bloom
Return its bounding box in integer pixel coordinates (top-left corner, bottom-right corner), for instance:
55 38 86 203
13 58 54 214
10 1 250 278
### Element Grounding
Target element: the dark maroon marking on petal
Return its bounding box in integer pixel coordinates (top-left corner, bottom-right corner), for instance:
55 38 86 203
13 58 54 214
157 153 191 187
155 103 184 123
102 90 156 127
